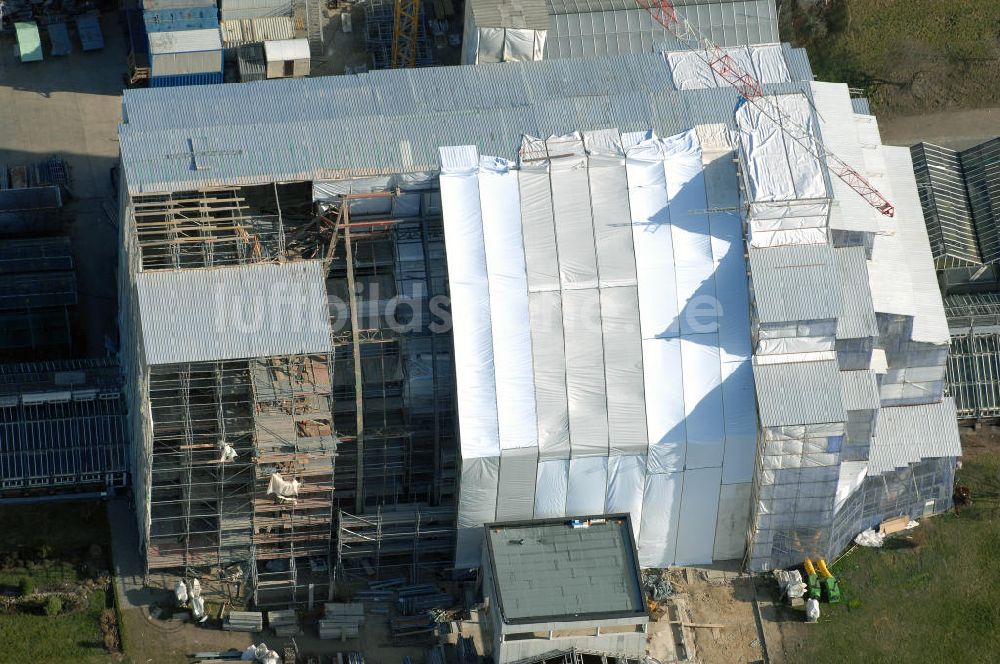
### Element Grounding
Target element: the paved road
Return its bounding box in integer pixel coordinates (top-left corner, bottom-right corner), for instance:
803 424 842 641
878 106 1000 150
0 15 126 357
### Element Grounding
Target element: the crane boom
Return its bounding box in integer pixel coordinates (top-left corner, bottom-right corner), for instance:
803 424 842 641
638 0 895 217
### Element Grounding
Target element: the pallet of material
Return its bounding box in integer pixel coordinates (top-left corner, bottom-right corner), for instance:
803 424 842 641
223 611 263 632
268 609 299 637
324 602 365 617
318 602 364 640
318 621 360 640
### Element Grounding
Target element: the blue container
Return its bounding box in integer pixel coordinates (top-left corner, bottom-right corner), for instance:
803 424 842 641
149 71 223 87
143 7 219 33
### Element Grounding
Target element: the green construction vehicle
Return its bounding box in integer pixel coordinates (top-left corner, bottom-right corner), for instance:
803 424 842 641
803 559 822 601
817 559 842 604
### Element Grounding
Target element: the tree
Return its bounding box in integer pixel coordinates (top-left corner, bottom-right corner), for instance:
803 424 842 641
43 596 63 617
19 577 35 597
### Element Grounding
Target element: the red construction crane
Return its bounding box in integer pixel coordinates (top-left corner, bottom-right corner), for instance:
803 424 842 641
639 0 895 217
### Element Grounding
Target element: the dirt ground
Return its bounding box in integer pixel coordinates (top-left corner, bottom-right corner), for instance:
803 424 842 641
646 568 776 664
957 424 1000 459
120 606 252 664
878 106 1000 150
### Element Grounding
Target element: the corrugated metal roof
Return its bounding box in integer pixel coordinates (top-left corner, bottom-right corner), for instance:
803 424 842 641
468 0 549 29
870 398 961 475
48 22 72 56
264 38 310 61
14 22 43 62
851 97 871 115
148 28 222 54
485 517 645 622
135 261 331 365
840 370 879 411
749 244 841 324
219 0 293 20
221 16 295 47
883 146 952 345
834 246 878 340
544 0 779 57
753 359 846 427
143 0 216 9
144 6 219 33
118 54 814 193
782 44 813 81
76 13 105 51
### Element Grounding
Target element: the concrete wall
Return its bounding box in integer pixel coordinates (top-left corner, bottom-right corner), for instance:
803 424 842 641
497 631 647 664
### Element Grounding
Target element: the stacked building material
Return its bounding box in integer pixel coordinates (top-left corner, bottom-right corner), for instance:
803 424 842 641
390 614 436 641
318 603 364 640
267 609 299 637
224 610 264 632
396 585 452 616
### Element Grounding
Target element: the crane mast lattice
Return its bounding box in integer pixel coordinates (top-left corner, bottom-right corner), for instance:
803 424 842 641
638 0 895 217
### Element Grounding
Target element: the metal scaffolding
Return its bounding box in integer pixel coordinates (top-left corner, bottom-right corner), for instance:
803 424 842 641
130 182 325 271
336 505 456 581
947 332 1000 419
133 180 458 601
146 353 337 604
323 188 457 580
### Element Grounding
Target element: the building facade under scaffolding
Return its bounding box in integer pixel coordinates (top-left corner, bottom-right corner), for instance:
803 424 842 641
117 47 960 594
117 153 457 602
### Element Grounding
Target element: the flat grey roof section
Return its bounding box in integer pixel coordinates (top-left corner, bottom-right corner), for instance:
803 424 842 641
753 359 846 427
834 246 878 339
485 515 646 624
749 244 841 324
870 399 961 475
469 0 549 29
135 260 331 365
118 54 815 194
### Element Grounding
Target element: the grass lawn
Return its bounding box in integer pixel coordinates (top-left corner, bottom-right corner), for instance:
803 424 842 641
780 0 1000 114
790 451 1000 663
0 501 118 664
0 589 115 664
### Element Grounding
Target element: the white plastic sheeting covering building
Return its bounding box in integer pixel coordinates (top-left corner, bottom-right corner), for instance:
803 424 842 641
461 0 549 64
441 126 758 569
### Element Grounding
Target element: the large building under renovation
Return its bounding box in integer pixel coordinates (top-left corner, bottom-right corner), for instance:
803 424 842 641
116 45 960 600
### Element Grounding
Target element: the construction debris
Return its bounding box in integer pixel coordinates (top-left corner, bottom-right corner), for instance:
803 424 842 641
773 569 806 600
642 570 673 601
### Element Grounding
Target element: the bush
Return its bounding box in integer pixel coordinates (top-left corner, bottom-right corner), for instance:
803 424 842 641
19 577 35 596
43 596 63 617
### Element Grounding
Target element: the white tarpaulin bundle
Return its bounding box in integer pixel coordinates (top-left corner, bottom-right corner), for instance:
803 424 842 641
266 472 300 500
441 128 757 569
667 45 791 91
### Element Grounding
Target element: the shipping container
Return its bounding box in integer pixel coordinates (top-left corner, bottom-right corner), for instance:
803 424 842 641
148 28 224 84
